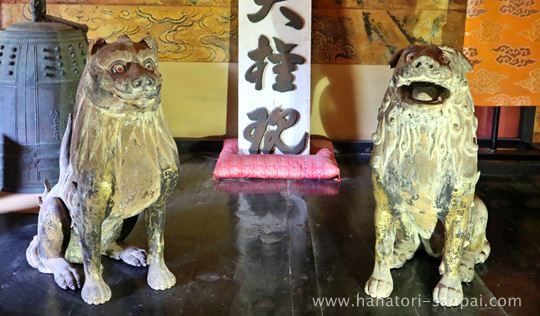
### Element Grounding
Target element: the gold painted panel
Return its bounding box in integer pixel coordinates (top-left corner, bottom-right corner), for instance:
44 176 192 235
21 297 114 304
1 4 237 62
314 0 466 10
313 8 465 64
0 2 465 64
3 0 466 10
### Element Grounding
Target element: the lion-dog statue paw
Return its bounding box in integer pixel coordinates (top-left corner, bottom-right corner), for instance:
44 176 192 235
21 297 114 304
25 35 179 305
364 45 490 307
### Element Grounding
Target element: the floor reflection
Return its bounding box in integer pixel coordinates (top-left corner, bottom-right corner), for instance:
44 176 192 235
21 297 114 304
1 153 534 314
218 179 339 315
233 191 297 314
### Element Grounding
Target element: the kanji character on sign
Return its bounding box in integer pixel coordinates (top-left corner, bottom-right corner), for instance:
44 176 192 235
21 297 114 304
245 35 273 91
269 37 305 92
248 0 285 23
248 0 304 30
243 107 309 154
245 36 306 92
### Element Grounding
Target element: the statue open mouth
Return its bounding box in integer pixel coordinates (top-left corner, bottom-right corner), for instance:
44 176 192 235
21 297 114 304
145 90 160 99
112 89 160 102
399 81 450 105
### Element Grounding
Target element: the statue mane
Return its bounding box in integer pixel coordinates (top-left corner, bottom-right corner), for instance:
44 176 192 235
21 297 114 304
371 80 479 178
69 75 176 181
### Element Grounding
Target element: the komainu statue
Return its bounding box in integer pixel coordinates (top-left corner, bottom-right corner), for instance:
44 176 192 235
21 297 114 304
365 45 490 307
26 35 179 305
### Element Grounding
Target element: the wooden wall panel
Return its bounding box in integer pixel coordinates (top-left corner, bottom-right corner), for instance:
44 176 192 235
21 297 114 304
0 1 466 64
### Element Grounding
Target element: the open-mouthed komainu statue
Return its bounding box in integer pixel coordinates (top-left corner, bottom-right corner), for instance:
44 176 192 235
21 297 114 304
26 35 179 305
365 45 490 307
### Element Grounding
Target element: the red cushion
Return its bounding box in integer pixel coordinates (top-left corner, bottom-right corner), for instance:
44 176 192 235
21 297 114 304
213 138 341 180
214 179 341 195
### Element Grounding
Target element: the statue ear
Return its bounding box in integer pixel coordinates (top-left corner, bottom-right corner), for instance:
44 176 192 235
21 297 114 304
140 34 158 51
90 38 107 55
388 48 405 68
458 50 473 73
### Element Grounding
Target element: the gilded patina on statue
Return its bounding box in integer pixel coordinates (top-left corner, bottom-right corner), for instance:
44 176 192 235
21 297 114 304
365 45 490 307
26 35 179 305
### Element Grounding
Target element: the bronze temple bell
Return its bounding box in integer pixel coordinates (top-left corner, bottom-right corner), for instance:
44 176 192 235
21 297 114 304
0 0 88 192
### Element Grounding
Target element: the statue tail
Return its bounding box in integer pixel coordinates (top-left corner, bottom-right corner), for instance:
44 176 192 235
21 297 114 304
59 113 72 181
38 178 51 206
25 235 50 273
26 236 40 269
421 237 442 258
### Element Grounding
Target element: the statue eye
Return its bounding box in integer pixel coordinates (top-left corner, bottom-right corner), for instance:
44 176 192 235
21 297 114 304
144 60 155 71
439 54 450 64
405 52 415 62
111 63 126 74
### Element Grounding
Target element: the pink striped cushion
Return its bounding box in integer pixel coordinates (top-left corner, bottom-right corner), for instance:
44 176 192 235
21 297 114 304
213 138 341 180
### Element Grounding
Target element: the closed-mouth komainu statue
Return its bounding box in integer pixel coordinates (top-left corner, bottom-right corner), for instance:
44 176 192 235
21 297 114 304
25 35 179 305
364 45 490 307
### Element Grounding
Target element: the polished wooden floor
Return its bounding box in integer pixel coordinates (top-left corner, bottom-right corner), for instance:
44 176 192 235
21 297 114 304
0 153 538 315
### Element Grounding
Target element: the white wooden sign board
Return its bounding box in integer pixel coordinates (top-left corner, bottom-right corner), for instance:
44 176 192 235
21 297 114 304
238 0 311 155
